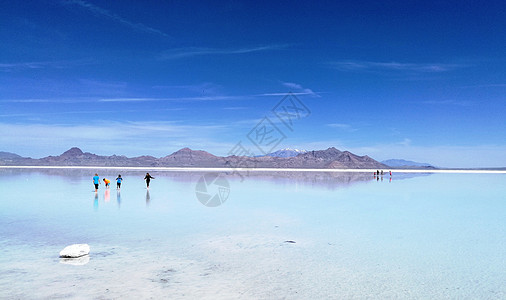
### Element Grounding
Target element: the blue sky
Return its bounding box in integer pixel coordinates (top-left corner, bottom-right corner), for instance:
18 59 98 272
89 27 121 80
1 0 505 167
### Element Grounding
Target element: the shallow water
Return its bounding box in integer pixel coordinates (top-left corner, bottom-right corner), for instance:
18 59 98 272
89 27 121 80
0 169 504 299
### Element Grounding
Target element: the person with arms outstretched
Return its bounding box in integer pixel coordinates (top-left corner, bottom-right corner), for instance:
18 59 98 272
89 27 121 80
144 172 154 189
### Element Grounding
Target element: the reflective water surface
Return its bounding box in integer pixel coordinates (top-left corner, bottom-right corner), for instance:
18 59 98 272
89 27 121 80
0 169 504 299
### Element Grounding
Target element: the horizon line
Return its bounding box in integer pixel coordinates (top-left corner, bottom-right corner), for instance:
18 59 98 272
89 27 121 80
1 166 505 174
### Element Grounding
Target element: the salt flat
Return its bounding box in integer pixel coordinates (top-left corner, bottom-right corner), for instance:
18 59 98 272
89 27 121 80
0 169 504 298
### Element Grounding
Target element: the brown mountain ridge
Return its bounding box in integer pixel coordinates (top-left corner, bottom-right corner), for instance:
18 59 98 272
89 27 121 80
0 147 388 169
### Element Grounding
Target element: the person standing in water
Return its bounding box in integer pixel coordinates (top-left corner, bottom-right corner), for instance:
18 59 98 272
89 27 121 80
144 172 154 189
93 173 101 192
116 174 123 190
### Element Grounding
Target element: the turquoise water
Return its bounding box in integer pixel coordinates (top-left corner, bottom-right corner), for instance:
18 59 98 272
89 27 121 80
0 169 504 299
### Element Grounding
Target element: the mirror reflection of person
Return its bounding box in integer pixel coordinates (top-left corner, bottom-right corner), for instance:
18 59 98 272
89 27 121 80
104 189 110 202
94 193 98 211
117 190 121 208
145 189 150 206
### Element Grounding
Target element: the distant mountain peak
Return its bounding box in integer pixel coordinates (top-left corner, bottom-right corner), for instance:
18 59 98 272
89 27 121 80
0 151 23 160
165 147 217 158
61 147 84 157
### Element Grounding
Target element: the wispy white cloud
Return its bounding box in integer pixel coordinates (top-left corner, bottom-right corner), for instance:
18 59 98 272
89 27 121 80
419 99 474 106
256 82 321 97
0 121 232 157
159 44 288 60
292 139 506 168
281 82 320 97
98 95 242 102
2 94 247 105
255 92 316 97
330 60 464 73
351 143 506 168
64 0 170 38
0 59 93 71
0 61 54 70
0 108 187 118
326 123 357 132
398 138 411 147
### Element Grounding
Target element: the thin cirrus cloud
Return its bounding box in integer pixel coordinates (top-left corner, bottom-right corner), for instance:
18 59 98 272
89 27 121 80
0 59 93 71
347 143 506 168
0 61 55 70
98 95 244 102
63 0 170 38
330 60 464 73
256 82 321 97
419 99 474 106
281 82 320 97
159 44 289 60
0 121 230 156
326 123 357 132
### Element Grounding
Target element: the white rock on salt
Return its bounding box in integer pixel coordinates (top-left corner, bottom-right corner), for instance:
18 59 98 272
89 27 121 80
59 244 90 258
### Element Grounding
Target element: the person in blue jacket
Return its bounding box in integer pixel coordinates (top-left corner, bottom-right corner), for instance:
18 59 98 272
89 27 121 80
93 173 101 192
116 174 123 190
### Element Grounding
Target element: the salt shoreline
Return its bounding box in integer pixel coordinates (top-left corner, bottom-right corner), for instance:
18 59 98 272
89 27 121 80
1 165 505 174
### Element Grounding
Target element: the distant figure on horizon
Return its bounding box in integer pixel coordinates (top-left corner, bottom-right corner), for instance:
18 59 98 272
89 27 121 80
389 170 392 177
377 170 380 176
116 174 122 190
381 170 384 176
144 172 154 189
103 178 111 188
93 173 101 192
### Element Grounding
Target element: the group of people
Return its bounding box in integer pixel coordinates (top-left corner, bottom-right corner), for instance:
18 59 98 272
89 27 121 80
374 170 392 177
92 173 154 192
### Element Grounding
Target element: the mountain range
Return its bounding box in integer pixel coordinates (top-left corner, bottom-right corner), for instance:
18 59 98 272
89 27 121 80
0 147 389 169
381 159 435 169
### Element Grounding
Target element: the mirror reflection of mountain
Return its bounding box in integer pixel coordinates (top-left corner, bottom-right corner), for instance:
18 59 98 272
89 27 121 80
0 168 430 190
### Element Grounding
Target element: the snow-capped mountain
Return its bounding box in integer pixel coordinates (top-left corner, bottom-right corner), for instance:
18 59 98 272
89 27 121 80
263 148 308 158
